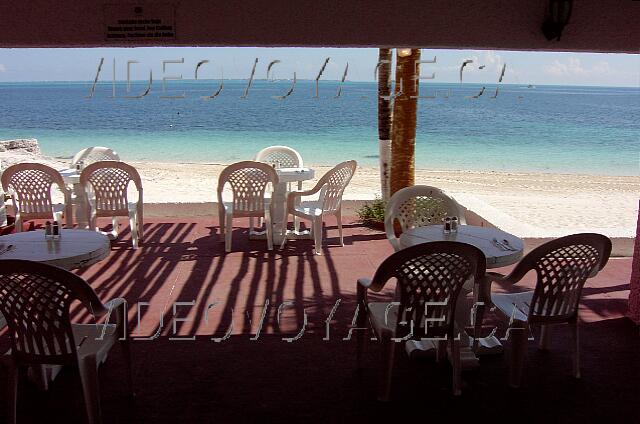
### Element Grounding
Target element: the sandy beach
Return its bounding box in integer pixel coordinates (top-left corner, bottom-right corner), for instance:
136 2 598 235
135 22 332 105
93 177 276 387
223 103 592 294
127 160 640 238
1 142 638 239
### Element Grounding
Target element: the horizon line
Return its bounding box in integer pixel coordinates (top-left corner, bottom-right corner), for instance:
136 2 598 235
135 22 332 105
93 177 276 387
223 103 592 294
0 80 638 89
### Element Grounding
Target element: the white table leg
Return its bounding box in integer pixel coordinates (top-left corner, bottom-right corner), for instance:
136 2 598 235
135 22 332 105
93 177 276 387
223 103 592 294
405 289 481 370
470 276 504 356
271 182 287 246
73 182 89 229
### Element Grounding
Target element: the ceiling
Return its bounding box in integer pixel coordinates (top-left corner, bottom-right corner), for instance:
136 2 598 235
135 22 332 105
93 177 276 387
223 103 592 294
1 0 638 53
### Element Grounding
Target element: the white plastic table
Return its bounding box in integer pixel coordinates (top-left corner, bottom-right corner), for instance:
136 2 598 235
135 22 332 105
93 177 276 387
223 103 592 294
0 229 110 270
257 167 315 245
399 224 524 268
399 224 524 366
0 228 111 387
59 168 89 229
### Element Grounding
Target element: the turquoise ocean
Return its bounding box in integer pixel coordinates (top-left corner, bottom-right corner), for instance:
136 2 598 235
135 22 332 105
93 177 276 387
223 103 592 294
1 80 638 176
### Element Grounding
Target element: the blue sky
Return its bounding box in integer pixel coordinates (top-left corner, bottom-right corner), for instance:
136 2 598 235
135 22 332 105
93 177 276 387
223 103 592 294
0 47 638 87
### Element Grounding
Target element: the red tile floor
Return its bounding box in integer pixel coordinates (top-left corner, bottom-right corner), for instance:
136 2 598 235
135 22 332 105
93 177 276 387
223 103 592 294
1 217 637 423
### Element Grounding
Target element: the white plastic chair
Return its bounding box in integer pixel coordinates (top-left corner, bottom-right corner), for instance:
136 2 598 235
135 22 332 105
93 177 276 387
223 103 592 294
0 259 132 424
385 185 466 251
217 161 279 252
482 233 611 387
69 147 120 225
282 160 356 255
1 163 72 231
255 145 303 172
80 161 143 249
255 145 304 231
71 146 120 169
356 242 486 398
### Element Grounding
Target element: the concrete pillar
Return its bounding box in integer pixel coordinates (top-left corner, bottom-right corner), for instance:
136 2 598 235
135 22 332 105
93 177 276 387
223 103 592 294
628 200 640 324
0 193 6 227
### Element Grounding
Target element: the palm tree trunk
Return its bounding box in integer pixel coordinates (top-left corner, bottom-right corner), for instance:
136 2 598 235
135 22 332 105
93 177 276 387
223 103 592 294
390 49 420 196
377 48 392 201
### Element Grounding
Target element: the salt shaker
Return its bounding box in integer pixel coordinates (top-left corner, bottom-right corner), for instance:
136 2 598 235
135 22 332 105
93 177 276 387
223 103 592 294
52 220 60 240
45 221 53 240
443 217 451 234
451 216 458 233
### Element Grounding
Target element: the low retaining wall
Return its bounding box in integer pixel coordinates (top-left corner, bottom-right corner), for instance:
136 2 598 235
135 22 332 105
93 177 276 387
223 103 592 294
4 200 633 256
143 200 636 257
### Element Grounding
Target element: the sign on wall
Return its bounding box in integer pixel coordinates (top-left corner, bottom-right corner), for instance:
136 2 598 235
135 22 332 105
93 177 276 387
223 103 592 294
104 3 175 41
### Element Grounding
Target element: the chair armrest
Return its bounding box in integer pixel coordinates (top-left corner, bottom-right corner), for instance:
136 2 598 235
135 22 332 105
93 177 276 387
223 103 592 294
481 269 528 306
286 173 328 204
356 278 371 317
287 188 319 200
357 277 372 288
486 268 527 286
286 188 320 212
480 271 509 302
83 183 96 207
103 297 127 312
485 271 507 283
102 297 128 330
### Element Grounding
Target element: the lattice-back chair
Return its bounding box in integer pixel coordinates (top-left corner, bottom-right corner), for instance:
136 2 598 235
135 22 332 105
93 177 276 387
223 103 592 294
255 145 303 170
484 233 611 387
255 145 304 231
71 146 120 169
356 241 486 398
217 161 279 252
282 160 356 255
1 163 72 231
80 161 143 249
385 185 466 251
0 259 132 424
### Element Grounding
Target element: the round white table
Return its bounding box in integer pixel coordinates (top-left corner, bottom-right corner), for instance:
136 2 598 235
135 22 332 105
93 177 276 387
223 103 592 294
399 224 524 363
399 224 524 268
59 168 80 185
0 229 110 270
262 167 315 245
0 228 111 388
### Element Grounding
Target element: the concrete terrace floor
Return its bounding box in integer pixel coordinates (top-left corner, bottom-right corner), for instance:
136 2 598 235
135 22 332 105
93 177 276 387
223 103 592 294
0 216 637 423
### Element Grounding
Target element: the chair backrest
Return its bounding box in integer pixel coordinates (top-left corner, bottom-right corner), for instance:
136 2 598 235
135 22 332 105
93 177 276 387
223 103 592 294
316 160 357 213
80 161 143 215
0 163 70 218
71 146 120 167
255 146 303 169
0 260 105 364
217 161 279 217
520 233 612 323
385 185 466 251
370 241 486 339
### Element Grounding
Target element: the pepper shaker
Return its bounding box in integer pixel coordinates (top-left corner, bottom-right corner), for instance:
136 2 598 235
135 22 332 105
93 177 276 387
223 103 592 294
443 217 451 234
451 216 458 233
52 220 60 240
